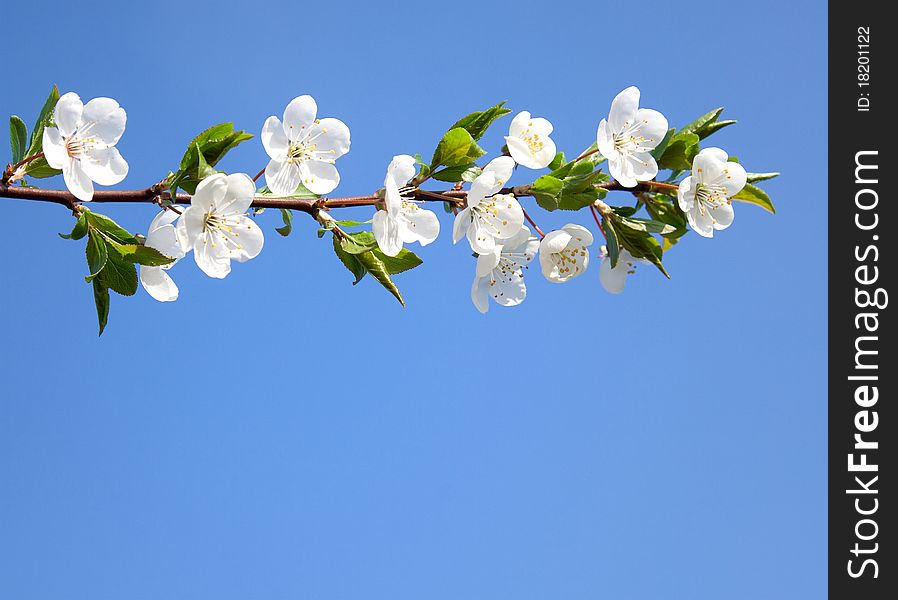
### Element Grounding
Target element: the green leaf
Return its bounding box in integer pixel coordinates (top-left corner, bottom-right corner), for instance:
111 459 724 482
431 164 482 183
732 183 776 214
617 217 677 235
679 107 723 136
330 233 419 305
355 250 406 306
169 123 253 195
376 247 422 275
746 172 780 183
332 235 368 284
59 212 89 240
85 229 108 280
650 128 675 160
678 107 736 140
334 219 371 227
83 210 138 244
430 127 486 169
657 132 700 171
612 214 669 278
276 209 293 236
9 116 27 164
547 151 566 171
338 231 379 254
100 233 175 266
23 156 61 179
531 175 563 211
26 84 60 156
448 102 512 141
603 218 620 268
92 280 110 336
97 251 139 296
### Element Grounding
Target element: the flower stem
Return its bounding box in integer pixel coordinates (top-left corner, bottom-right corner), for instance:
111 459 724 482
522 207 545 239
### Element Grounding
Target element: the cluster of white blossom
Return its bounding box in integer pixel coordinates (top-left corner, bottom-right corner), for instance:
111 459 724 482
43 88 747 310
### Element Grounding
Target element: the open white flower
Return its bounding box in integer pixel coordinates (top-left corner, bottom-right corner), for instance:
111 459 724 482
596 86 668 188
139 210 187 302
177 173 264 279
471 226 540 313
677 147 747 238
539 223 593 283
504 111 556 169
372 155 440 256
452 157 524 254
262 95 350 196
599 246 647 294
42 92 129 201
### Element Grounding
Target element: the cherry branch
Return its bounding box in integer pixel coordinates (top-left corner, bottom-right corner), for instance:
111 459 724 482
0 179 672 217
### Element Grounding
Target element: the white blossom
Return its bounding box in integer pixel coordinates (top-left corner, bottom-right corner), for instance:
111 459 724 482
677 147 747 238
177 173 264 278
452 157 524 254
471 226 540 313
538 223 593 283
372 155 440 256
598 246 647 294
42 92 129 201
504 111 556 169
596 86 668 188
262 95 350 196
139 210 186 302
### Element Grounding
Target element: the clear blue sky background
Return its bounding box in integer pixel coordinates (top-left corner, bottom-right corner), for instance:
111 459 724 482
1 1 826 598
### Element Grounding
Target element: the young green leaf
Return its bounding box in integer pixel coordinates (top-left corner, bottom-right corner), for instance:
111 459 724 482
431 164 482 183
100 233 175 266
9 116 27 164
430 128 486 169
276 209 293 236
92 280 110 336
59 212 89 240
448 102 512 141
85 229 109 280
375 247 423 274
531 175 564 211
657 132 700 171
746 172 780 183
98 251 139 296
354 250 406 306
26 84 60 157
23 156 61 179
83 210 139 244
732 183 776 214
332 235 368 284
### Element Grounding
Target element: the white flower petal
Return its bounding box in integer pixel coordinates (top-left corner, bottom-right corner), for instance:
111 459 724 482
191 173 228 212
226 216 265 262
608 86 640 132
687 206 715 238
387 154 417 188
476 247 501 277
540 229 573 255
218 172 256 215
677 176 697 212
476 194 524 241
596 119 617 161
698 147 729 164
710 202 735 231
491 272 526 307
282 95 317 139
383 169 403 216
608 156 637 188
262 116 289 159
508 111 531 137
81 97 127 146
632 108 668 151
301 160 340 195
145 210 185 261
599 256 628 294
400 206 440 246
481 156 515 187
628 151 659 183
471 275 490 314
194 232 232 278
63 160 94 201
467 220 496 255
80 147 128 186
54 92 83 137
452 208 471 244
719 161 747 197
265 158 302 196
372 209 403 256
312 118 351 160
42 127 68 169
140 265 179 302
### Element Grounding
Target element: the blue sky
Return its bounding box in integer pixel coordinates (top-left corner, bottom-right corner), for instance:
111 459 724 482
0 1 826 598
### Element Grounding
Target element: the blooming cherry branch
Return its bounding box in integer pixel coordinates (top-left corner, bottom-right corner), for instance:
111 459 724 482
1 85 779 334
